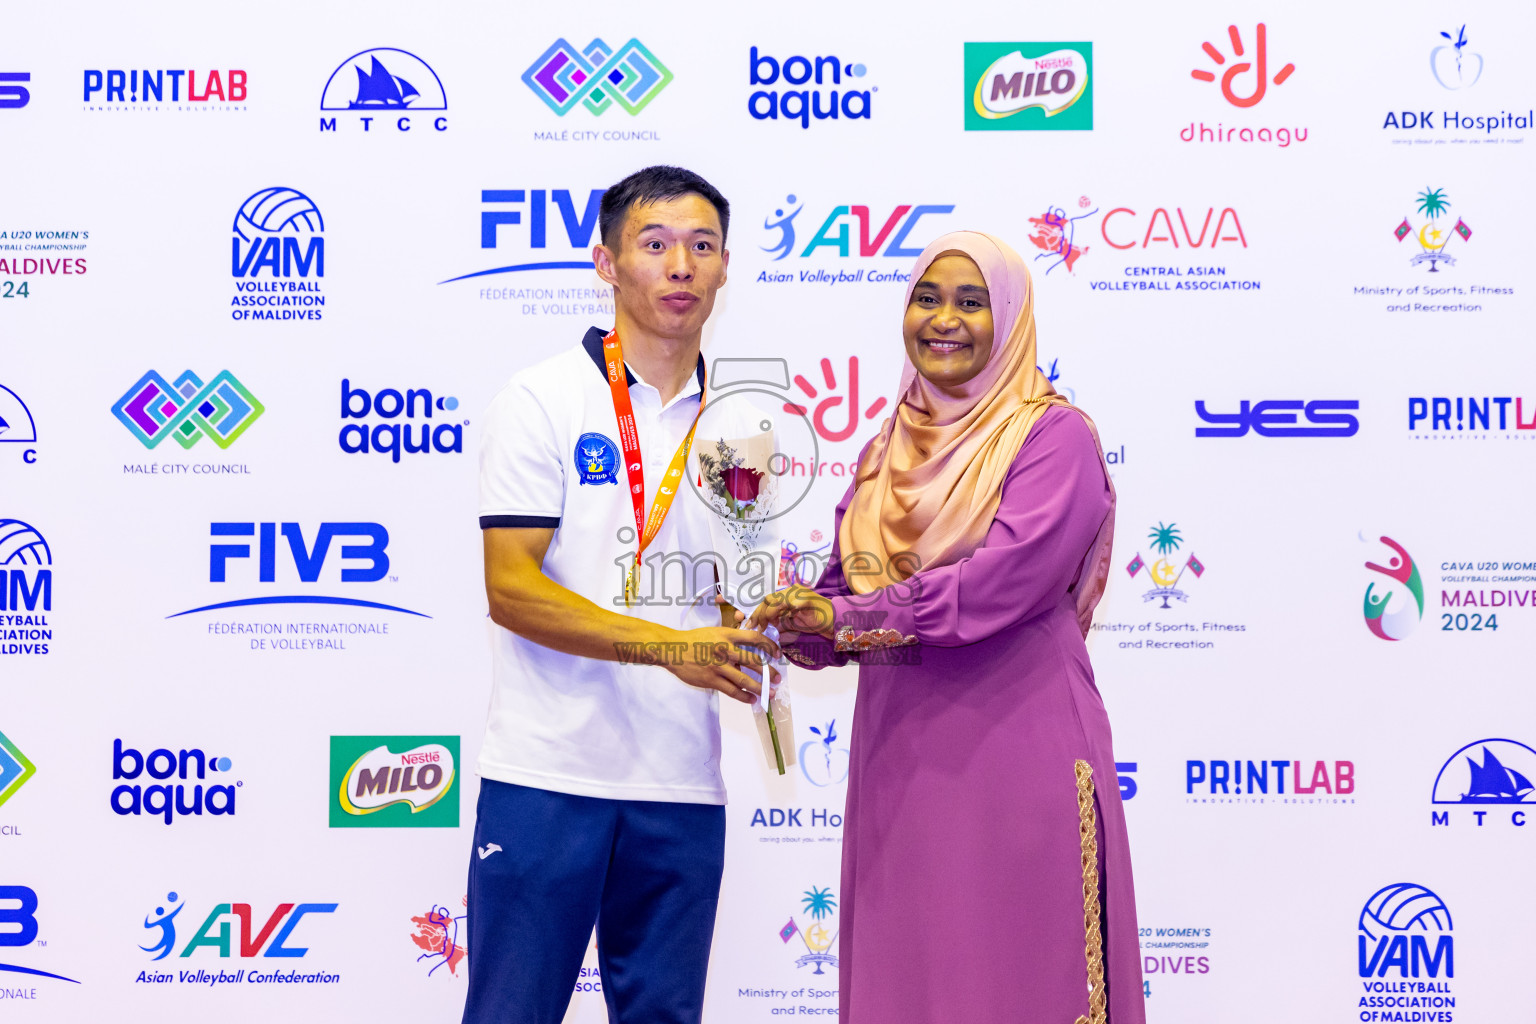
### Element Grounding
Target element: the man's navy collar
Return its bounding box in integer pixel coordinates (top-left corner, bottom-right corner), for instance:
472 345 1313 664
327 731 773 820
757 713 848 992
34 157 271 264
582 326 706 391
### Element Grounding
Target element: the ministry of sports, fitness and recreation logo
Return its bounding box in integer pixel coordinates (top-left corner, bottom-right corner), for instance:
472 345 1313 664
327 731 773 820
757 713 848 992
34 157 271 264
523 39 671 116
1394 188 1472 272
1126 522 1205 609
112 370 264 449
230 187 326 322
779 886 838 974
0 383 39 465
1430 738 1536 831
574 432 620 486
1362 535 1424 641
0 729 36 809
1357 883 1454 985
329 736 459 828
964 42 1092 131
319 48 447 134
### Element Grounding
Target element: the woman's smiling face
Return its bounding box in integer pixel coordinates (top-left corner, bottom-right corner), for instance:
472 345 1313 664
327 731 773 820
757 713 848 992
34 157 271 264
903 254 995 387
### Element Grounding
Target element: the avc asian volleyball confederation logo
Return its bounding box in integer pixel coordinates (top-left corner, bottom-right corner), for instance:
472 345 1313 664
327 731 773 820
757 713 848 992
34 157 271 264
1362 536 1424 641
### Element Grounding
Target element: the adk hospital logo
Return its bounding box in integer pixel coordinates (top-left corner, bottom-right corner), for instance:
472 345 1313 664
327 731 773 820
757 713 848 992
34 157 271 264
136 892 340 987
230 187 325 322
0 519 52 657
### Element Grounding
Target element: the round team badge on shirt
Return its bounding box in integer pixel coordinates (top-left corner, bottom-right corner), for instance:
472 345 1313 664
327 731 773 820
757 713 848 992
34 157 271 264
574 432 620 486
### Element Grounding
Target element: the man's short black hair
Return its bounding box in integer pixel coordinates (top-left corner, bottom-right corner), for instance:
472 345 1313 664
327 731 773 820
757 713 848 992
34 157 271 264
599 165 730 248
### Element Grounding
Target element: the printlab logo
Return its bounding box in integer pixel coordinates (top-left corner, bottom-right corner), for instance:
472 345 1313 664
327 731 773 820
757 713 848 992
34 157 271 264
1430 738 1535 829
112 371 264 450
523 39 671 116
329 735 459 828
1185 758 1355 803
1194 399 1359 437
0 730 37 809
339 380 465 462
1408 394 1536 439
111 740 238 825
439 188 613 310
780 887 838 974
168 520 429 624
0 519 52 657
798 720 850 788
410 898 467 978
749 47 871 128
0 69 30 109
320 48 447 133
231 187 326 322
964 42 1092 131
1395 188 1471 272
1362 536 1423 642
0 886 79 985
1357 884 1454 985
1432 26 1482 90
83 66 247 110
0 384 39 464
139 892 338 963
1126 522 1205 608
758 196 954 284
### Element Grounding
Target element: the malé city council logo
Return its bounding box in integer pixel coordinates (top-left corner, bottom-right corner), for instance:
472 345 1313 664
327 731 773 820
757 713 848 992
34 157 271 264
112 370 263 449
1126 522 1205 608
523 38 671 116
1395 188 1472 273
0 729 37 808
1362 536 1424 641
964 42 1092 131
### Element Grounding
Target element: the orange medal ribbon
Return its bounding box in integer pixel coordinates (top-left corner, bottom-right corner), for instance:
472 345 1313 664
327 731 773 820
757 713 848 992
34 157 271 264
602 330 706 607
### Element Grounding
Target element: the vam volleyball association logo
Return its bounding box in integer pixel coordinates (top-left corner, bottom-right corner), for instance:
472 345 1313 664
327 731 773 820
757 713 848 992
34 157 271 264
1357 883 1454 991
1362 535 1424 641
0 519 52 656
230 187 326 322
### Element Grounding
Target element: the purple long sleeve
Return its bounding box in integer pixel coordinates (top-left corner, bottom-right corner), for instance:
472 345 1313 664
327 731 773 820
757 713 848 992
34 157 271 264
829 406 1111 649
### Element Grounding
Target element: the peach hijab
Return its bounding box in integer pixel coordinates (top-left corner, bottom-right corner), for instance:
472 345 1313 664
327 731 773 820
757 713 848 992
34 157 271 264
837 231 1116 638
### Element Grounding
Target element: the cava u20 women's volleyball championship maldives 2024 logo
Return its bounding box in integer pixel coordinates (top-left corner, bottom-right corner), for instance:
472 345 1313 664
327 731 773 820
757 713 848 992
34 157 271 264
1362 536 1424 641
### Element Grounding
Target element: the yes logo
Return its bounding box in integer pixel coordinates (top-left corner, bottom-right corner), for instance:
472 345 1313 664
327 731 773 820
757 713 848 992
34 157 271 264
1194 400 1359 437
329 735 459 828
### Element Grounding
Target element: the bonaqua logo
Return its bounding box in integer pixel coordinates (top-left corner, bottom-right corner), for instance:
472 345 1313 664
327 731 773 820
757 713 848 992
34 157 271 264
749 48 871 128
339 380 464 462
1362 536 1423 641
111 739 238 825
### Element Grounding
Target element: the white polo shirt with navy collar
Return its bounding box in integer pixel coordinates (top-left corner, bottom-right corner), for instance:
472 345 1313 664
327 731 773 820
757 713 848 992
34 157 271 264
478 326 733 805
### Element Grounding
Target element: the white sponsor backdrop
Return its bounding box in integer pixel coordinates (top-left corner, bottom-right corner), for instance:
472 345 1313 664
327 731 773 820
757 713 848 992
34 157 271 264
2 0 1533 1021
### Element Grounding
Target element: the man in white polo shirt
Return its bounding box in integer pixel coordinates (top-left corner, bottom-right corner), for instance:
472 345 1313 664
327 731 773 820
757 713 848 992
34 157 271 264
464 166 776 1024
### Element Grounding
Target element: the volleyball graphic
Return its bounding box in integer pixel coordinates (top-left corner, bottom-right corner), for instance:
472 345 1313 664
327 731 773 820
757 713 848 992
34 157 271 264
1358 883 1452 941
233 187 324 242
0 519 52 566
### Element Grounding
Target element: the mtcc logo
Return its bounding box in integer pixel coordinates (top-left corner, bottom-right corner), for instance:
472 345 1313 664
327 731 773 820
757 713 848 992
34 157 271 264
112 370 264 449
523 39 671 116
749 47 871 128
0 383 39 464
339 380 465 462
1357 883 1453 980
231 187 326 323
111 739 238 825
1190 23 1295 107
141 892 337 959
1430 738 1535 829
1362 535 1423 641
320 47 447 133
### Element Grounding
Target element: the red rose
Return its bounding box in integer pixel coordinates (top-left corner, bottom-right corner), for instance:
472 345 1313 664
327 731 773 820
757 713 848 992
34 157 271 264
721 466 764 503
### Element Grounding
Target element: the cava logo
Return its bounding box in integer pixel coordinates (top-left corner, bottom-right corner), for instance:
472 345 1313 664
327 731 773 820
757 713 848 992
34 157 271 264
112 370 263 449
0 384 39 464
523 38 671 116
230 187 326 322
1394 188 1471 272
1126 522 1205 608
1362 536 1423 641
410 898 467 978
110 739 238 825
965 43 1092 130
1430 738 1535 829
1357 884 1453 981
320 47 447 133
329 735 459 828
0 730 36 809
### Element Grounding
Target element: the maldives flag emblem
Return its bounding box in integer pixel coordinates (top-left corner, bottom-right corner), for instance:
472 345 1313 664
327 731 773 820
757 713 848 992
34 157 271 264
1186 553 1205 577
1125 553 1145 577
779 918 799 943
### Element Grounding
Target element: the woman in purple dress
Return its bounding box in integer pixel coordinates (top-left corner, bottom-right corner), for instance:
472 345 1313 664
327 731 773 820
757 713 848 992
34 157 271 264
748 232 1143 1023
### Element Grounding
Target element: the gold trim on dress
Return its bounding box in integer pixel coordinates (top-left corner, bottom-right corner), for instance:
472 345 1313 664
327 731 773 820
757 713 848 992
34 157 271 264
1073 759 1108 1024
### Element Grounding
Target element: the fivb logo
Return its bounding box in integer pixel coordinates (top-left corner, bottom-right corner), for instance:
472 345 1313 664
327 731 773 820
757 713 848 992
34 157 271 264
523 39 672 116
231 187 326 323
439 189 605 283
111 740 238 825
0 886 79 985
339 380 464 462
113 370 264 450
1358 884 1453 981
0 520 51 658
141 892 336 960
329 735 459 828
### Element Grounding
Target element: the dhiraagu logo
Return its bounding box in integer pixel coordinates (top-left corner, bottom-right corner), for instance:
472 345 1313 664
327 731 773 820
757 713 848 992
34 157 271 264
329 735 459 828
965 42 1092 131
